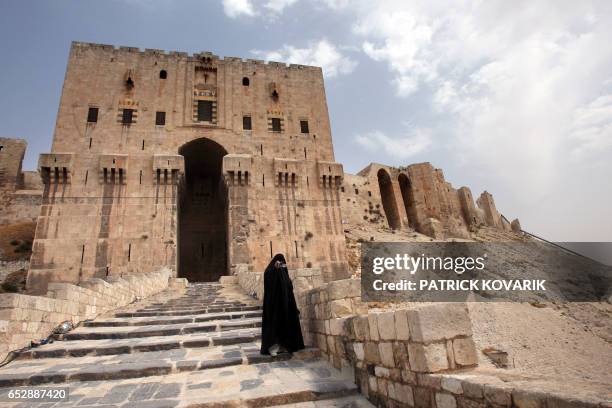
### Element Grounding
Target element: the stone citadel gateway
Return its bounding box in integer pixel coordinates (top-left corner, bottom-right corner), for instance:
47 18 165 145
1 42 609 408
0 42 519 295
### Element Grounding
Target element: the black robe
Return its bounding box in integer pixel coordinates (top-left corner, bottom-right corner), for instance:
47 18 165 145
260 254 305 354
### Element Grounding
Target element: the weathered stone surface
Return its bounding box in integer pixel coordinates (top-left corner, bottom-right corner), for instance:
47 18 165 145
453 337 478 366
394 309 410 340
378 342 395 367
364 341 381 364
368 314 380 341
377 312 396 340
513 389 546 408
407 343 449 373
353 343 365 360
407 304 472 343
484 384 513 407
330 299 353 317
441 377 463 394
395 383 415 406
436 392 458 408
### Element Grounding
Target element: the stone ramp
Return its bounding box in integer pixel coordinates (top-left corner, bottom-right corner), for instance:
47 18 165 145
0 281 372 407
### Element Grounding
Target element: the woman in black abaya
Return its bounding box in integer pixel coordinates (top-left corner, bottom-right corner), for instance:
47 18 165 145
260 254 305 355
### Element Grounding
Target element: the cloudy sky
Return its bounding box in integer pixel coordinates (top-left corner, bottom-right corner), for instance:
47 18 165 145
1 0 611 241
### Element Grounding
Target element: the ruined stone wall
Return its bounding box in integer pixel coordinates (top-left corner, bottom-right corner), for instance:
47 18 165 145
0 138 43 225
341 162 519 240
27 42 348 293
340 173 387 230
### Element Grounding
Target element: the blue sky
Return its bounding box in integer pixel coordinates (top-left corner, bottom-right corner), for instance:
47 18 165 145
1 0 611 241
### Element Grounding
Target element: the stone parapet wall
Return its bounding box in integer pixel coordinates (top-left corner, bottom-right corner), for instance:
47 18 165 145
301 279 478 407
398 370 610 408
0 268 172 360
293 278 603 408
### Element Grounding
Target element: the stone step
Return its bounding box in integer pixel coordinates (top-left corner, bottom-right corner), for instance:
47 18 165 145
140 302 248 310
59 317 262 341
17 327 263 360
138 304 250 312
0 346 321 387
83 310 262 327
0 358 364 407
270 395 375 407
116 304 261 317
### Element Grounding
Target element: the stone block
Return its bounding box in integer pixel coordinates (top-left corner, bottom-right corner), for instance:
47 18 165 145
484 384 512 407
441 377 463 394
394 309 410 340
369 375 378 393
395 384 415 406
329 317 347 336
436 393 458 408
364 341 381 364
407 304 472 343
329 299 353 317
512 389 546 408
375 366 390 378
368 313 380 341
453 337 477 366
353 343 365 360
417 373 441 389
379 342 395 367
377 311 396 340
408 342 449 373
392 342 410 370
352 315 369 341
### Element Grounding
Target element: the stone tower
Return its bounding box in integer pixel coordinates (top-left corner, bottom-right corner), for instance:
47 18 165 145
26 42 348 294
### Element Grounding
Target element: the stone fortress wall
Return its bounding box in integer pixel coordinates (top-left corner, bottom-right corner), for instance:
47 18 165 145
0 42 518 296
15 41 349 294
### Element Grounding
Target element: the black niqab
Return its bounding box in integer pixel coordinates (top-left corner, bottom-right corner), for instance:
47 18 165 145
260 254 305 354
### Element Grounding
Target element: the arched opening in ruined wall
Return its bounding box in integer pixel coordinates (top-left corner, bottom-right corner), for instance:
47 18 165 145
398 173 416 229
377 169 401 230
178 138 228 282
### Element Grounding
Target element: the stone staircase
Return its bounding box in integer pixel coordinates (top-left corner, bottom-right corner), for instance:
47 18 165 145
0 281 372 407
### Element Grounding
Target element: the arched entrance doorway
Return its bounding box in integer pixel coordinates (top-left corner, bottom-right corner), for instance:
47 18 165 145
178 138 228 281
377 169 401 230
398 173 416 229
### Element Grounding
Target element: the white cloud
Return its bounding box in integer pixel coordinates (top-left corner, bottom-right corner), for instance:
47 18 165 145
569 93 612 161
332 0 612 240
355 129 432 159
264 0 297 14
251 39 357 78
222 0 256 18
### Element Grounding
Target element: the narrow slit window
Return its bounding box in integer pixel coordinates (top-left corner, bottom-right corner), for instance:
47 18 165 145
300 120 309 134
155 111 166 126
271 118 281 132
122 109 134 125
243 116 252 130
87 107 99 123
197 100 213 122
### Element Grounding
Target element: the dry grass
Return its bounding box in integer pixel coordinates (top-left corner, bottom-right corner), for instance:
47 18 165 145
0 221 36 262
